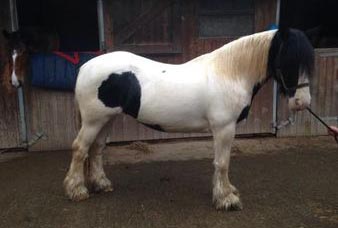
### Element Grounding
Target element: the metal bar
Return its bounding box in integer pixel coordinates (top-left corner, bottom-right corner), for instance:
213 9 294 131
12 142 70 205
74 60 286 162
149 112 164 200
9 0 28 145
17 88 27 143
275 0 281 26
97 0 106 51
9 0 18 30
272 0 281 134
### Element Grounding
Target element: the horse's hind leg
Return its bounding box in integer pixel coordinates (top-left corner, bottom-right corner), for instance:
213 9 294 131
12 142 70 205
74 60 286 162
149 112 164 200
87 120 114 193
212 122 242 210
64 117 110 201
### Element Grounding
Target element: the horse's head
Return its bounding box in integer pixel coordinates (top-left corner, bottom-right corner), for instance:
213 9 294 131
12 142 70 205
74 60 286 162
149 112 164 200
268 28 315 111
2 30 28 88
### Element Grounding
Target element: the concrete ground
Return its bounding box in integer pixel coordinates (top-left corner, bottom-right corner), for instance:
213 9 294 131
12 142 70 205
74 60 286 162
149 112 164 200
0 136 337 228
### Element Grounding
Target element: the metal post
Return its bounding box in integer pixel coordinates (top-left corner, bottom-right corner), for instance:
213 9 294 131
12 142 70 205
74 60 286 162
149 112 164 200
9 0 28 145
9 0 18 30
272 0 281 134
97 0 106 51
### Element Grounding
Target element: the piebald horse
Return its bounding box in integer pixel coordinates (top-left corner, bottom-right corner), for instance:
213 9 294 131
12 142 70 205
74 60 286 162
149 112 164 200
64 28 314 210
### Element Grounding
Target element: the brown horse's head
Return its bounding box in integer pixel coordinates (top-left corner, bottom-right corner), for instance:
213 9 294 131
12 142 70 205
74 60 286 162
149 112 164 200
1 28 59 91
1 30 29 90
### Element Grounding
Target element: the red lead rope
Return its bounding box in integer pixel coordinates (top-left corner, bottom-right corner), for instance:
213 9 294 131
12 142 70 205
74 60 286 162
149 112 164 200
53 51 102 65
53 52 80 64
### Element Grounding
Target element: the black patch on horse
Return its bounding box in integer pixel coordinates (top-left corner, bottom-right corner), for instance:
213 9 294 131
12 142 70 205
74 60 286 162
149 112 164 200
98 71 141 118
267 28 314 97
237 83 262 123
237 105 250 123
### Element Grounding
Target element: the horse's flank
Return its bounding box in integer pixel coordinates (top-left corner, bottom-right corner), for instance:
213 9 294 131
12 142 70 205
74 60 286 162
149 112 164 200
209 30 276 89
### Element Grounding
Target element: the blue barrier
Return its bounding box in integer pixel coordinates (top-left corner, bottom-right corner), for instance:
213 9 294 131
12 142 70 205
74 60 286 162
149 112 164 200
30 52 99 91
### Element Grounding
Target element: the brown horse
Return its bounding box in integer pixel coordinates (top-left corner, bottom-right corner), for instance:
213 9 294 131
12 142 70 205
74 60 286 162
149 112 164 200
0 27 59 92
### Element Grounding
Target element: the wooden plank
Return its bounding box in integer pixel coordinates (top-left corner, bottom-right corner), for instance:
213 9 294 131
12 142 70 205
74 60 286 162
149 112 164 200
0 91 21 148
255 0 277 32
115 0 176 44
25 86 79 151
107 0 181 54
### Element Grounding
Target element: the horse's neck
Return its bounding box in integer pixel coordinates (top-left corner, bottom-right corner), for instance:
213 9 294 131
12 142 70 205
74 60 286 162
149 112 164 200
209 31 275 90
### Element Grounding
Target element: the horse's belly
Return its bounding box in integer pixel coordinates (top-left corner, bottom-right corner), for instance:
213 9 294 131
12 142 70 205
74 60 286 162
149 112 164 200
137 111 210 133
137 83 210 133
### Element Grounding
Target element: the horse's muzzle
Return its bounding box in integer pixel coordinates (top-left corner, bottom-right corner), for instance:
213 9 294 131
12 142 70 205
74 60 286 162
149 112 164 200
289 97 311 111
10 79 22 88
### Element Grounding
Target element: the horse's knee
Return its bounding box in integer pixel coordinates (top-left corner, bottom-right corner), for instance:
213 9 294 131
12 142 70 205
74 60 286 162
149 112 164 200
72 142 89 162
213 159 228 170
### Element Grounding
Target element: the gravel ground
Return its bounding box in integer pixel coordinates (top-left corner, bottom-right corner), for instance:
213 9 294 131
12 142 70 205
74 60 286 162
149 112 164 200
0 136 337 228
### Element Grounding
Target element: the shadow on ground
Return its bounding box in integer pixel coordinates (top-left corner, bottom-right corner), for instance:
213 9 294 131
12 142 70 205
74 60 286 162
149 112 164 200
0 137 337 228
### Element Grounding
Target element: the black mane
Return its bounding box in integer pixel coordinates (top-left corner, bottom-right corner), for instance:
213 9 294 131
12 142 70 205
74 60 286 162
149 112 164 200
267 28 314 96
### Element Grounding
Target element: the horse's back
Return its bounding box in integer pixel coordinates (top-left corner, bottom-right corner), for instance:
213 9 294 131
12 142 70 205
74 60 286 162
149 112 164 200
76 51 169 90
75 51 211 132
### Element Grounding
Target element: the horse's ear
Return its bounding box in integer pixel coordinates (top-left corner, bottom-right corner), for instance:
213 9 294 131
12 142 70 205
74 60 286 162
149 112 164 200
2 30 10 39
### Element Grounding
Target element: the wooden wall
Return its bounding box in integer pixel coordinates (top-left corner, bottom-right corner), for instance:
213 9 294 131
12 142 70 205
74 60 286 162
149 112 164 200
277 49 338 136
24 88 80 151
0 0 21 149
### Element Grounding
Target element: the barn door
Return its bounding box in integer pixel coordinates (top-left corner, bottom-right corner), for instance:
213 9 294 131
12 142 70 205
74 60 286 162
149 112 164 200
0 0 22 149
104 0 182 54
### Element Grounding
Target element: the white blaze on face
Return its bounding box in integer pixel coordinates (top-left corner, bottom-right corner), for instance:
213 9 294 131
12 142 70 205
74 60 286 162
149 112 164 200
288 71 311 111
11 49 21 87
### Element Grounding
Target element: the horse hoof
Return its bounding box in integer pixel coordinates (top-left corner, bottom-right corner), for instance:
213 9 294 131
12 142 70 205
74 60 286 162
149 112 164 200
64 176 90 201
89 176 113 193
213 192 243 211
66 185 90 201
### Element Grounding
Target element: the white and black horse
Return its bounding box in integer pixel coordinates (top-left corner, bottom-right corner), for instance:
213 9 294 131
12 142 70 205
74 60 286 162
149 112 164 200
63 28 314 210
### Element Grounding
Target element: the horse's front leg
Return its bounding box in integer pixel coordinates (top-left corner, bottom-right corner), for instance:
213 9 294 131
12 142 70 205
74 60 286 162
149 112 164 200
212 122 242 210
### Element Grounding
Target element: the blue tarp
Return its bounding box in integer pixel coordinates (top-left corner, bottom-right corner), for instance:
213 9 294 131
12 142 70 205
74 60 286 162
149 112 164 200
30 52 99 91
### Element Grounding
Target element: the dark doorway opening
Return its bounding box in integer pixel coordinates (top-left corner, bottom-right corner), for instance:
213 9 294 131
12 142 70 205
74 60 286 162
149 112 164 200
17 0 99 51
280 0 338 48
